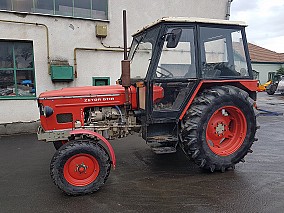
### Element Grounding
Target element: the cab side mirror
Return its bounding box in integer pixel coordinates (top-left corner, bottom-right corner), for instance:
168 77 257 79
166 28 182 48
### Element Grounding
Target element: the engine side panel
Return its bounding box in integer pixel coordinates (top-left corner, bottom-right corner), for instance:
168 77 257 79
39 93 126 131
38 84 164 131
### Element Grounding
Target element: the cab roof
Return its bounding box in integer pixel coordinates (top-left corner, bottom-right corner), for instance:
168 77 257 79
133 17 247 36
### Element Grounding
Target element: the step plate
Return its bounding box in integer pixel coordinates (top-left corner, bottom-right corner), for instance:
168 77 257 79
151 146 177 154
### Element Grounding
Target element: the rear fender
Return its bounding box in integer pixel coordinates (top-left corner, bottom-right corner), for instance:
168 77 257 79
70 129 116 169
179 80 258 120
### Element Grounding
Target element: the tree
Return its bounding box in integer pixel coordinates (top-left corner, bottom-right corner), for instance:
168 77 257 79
276 67 284 75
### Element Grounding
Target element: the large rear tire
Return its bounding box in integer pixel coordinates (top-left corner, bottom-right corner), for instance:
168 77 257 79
180 86 257 172
50 140 111 195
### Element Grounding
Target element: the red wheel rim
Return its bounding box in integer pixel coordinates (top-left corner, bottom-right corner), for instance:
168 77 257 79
64 154 100 186
206 106 247 156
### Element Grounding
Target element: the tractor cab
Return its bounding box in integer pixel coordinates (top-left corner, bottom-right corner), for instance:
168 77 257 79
127 18 253 144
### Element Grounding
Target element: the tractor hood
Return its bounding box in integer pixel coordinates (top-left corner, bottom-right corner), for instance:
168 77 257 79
38 84 164 110
38 85 136 110
39 85 128 99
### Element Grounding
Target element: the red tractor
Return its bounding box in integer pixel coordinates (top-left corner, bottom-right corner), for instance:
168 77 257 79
37 15 258 195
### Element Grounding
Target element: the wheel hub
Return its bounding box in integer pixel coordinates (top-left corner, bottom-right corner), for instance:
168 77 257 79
76 163 88 174
215 123 225 135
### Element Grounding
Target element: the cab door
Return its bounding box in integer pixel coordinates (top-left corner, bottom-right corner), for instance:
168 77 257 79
149 27 198 123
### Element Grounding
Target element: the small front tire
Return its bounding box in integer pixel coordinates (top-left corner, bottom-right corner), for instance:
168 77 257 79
50 140 111 196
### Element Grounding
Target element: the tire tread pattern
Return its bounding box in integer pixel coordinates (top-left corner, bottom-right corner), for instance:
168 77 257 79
180 85 257 172
50 140 111 196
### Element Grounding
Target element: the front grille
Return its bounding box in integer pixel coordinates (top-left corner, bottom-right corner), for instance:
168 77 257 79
56 113 73 123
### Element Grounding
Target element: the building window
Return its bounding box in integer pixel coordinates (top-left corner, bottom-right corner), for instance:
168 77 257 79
0 41 35 98
74 0 91 18
92 0 107 20
34 0 54 15
0 0 108 20
55 0 73 16
0 0 12 10
92 77 110 86
13 0 33 12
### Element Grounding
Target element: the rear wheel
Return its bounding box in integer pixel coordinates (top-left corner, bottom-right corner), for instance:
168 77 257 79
180 86 257 172
50 140 111 195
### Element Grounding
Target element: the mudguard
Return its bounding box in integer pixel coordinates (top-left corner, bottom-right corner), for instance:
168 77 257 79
69 129 116 169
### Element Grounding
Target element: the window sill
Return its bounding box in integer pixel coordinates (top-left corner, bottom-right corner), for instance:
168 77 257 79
0 10 110 23
0 96 37 100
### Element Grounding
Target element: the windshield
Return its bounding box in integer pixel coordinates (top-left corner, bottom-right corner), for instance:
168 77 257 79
128 27 160 80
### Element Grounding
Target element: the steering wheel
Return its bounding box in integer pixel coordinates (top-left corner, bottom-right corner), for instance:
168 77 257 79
156 66 174 78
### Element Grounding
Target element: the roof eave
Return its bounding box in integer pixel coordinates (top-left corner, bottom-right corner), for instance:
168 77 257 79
251 61 284 64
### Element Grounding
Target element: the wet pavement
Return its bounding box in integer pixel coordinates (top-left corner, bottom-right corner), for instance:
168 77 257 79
1 92 284 213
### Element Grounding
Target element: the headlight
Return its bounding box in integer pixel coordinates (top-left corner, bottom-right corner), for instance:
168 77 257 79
43 106 54 117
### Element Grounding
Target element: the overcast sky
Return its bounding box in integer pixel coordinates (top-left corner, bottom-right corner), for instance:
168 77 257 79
231 0 284 53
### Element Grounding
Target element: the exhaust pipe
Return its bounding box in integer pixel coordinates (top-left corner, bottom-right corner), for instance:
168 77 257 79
121 10 131 88
121 10 131 110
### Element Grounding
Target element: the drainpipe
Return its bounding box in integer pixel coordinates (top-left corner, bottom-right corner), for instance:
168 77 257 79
74 47 123 78
0 19 50 73
226 0 233 20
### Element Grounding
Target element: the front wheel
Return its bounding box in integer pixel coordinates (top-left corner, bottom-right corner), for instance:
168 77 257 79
50 140 111 195
180 86 257 172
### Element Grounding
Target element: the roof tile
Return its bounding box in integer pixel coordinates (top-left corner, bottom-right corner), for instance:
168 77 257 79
248 43 284 63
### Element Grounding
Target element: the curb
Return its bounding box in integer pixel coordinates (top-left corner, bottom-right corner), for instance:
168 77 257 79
0 121 40 136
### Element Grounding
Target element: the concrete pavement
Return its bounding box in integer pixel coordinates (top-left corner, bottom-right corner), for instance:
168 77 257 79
0 92 284 213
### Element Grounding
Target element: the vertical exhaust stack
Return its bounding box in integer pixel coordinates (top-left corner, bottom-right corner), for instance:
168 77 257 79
121 10 131 109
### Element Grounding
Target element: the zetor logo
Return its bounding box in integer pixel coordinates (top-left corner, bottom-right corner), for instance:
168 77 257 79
84 97 115 102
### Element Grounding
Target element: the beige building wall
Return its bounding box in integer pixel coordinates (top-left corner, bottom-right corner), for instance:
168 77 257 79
252 63 282 84
0 0 229 125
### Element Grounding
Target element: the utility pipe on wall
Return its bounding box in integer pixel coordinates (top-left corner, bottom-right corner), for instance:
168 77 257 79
73 47 123 78
226 0 233 20
0 19 50 72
